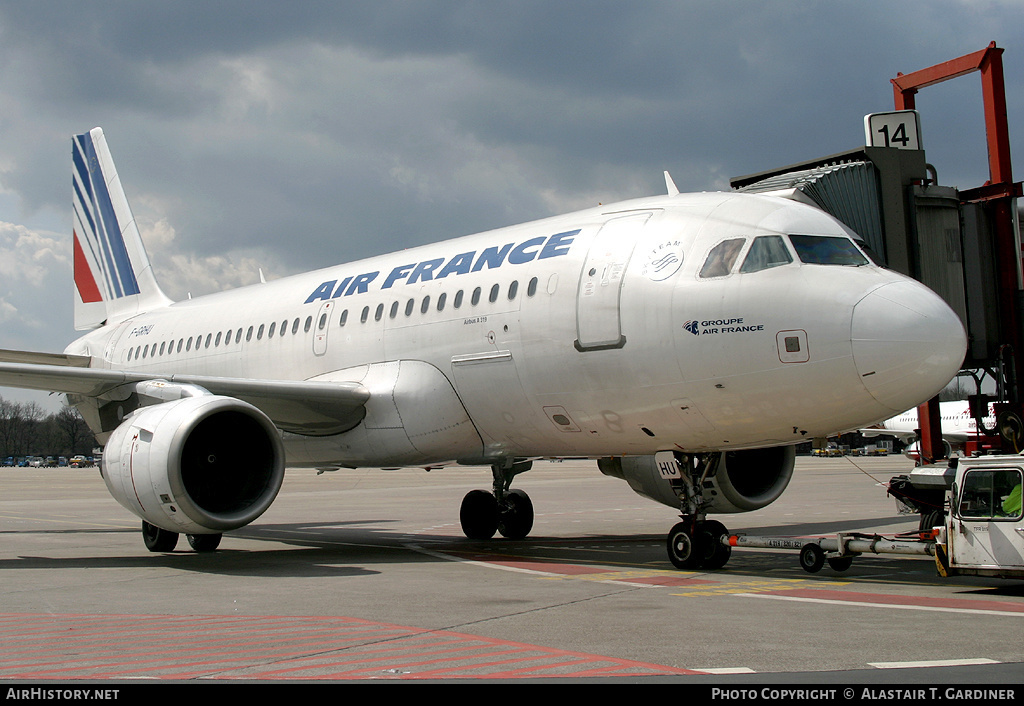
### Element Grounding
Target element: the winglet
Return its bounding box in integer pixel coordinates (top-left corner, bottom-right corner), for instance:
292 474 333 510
664 171 679 197
72 128 173 330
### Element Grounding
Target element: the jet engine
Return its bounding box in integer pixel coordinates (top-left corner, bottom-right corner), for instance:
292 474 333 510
598 446 795 513
101 395 285 535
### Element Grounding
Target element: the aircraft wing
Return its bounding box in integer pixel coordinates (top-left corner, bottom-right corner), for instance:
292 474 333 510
0 350 369 436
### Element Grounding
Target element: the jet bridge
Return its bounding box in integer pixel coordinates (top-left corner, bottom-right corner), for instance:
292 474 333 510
731 43 1024 460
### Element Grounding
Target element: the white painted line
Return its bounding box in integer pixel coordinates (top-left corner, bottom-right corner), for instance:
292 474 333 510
733 593 1024 618
869 658 1000 669
697 667 757 674
406 544 557 575
404 543 669 587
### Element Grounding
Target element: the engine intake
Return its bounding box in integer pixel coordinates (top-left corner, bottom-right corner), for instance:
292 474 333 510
598 446 795 513
101 396 285 534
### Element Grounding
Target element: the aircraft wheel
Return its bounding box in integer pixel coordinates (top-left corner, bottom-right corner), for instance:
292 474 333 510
827 556 854 572
497 489 534 539
187 533 223 552
460 489 499 540
142 521 179 553
799 543 825 573
667 522 701 570
696 519 731 570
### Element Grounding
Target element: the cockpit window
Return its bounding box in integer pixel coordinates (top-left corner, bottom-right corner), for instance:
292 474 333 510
699 238 745 278
740 235 793 273
789 235 869 266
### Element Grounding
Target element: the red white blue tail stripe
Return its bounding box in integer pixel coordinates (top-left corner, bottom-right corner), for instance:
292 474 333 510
72 130 140 304
71 128 171 330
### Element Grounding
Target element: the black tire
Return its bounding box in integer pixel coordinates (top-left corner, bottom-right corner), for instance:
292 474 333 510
667 522 701 570
827 556 854 572
460 489 499 540
696 519 731 570
918 509 945 534
497 489 534 539
187 533 223 552
799 543 825 573
142 521 179 553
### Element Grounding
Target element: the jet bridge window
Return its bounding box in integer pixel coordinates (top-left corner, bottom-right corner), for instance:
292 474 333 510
740 235 793 273
699 238 745 278
958 468 1023 519
789 235 868 266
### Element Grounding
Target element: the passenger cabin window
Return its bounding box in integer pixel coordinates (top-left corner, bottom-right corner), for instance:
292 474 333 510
740 235 793 273
789 235 868 266
699 238 745 278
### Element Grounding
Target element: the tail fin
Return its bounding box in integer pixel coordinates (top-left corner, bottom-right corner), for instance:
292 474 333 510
72 128 172 330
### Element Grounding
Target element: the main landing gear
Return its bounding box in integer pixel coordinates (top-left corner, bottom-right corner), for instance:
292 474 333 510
141 521 223 553
459 460 534 540
664 453 732 570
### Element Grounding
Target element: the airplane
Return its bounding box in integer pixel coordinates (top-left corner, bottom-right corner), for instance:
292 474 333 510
860 400 1017 459
0 128 967 569
861 400 998 444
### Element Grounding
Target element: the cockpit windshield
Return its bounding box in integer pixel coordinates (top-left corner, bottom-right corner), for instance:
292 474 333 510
699 238 745 278
740 235 793 273
788 235 869 266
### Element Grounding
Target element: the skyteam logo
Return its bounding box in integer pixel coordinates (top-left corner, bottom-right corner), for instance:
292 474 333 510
684 320 700 335
642 240 685 281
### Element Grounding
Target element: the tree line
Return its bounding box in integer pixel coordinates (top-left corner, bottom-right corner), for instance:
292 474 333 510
0 396 98 460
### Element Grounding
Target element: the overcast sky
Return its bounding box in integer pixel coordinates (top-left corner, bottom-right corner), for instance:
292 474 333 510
0 1 1021 409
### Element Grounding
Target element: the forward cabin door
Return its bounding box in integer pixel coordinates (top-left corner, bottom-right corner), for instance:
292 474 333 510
575 213 650 351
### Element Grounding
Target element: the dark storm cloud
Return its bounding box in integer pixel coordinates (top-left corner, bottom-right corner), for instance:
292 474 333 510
0 1 1020 312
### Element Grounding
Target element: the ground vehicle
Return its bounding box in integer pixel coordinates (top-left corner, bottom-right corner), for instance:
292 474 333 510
725 454 1024 579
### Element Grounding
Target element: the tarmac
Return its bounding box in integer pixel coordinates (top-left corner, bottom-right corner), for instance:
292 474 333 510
1 454 1022 685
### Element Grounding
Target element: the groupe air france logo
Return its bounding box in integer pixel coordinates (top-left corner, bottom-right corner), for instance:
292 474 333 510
684 317 766 337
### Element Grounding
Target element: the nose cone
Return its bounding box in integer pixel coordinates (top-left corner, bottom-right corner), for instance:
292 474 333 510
852 280 967 413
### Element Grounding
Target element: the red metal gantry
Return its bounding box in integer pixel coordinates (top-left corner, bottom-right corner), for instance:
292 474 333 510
892 42 1023 459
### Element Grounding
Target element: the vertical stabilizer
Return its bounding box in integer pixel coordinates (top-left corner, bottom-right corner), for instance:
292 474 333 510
72 128 172 330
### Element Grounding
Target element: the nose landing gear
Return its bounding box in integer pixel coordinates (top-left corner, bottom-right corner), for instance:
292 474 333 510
663 452 732 570
667 518 731 570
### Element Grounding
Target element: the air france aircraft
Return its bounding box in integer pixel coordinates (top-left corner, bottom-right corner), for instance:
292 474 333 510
863 401 998 444
0 128 967 569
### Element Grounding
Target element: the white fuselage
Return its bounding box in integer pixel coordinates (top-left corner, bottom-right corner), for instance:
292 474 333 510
65 191 967 469
870 401 998 442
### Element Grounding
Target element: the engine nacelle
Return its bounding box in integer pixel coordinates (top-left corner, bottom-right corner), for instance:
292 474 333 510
598 446 795 513
101 395 285 535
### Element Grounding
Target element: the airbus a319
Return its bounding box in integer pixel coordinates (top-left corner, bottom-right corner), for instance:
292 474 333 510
0 128 967 569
